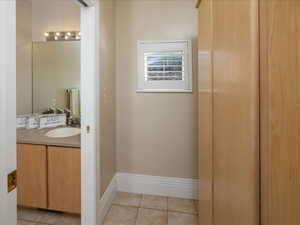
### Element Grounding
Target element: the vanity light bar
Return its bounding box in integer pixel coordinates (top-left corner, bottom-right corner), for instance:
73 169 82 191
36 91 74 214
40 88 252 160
44 31 81 41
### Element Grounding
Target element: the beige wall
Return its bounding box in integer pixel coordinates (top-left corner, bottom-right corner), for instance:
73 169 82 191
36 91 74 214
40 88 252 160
116 0 199 179
100 0 117 195
17 0 32 115
32 0 80 41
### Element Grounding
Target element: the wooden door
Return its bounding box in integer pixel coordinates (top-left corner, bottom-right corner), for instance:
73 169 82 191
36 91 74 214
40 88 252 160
212 1 260 224
17 144 48 208
260 0 300 224
197 0 260 224
47 146 81 214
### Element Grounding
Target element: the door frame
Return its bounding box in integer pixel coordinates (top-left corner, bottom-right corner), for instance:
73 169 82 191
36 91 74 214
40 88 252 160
80 1 101 225
0 1 101 225
0 1 17 225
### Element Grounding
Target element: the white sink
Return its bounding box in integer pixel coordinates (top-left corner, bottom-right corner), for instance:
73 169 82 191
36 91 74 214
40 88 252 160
45 127 81 138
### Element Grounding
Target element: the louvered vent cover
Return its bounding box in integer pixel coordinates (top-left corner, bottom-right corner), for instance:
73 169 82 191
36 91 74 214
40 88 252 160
144 51 184 81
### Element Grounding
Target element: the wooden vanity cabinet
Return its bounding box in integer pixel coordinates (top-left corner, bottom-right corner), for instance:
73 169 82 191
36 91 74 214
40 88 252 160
17 144 48 209
47 146 81 214
17 144 81 214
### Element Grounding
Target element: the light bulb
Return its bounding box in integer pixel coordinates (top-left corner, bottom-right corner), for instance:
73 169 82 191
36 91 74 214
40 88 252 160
44 32 49 37
54 36 58 40
78 32 81 36
55 32 60 36
76 36 80 40
67 32 71 36
65 36 69 40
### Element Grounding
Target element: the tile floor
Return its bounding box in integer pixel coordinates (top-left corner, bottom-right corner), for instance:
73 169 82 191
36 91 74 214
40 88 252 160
17 207 80 225
17 192 198 225
102 192 198 225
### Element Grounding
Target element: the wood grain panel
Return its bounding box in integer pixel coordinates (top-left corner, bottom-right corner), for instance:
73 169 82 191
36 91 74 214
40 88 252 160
196 0 202 8
17 144 47 208
47 146 81 214
260 1 300 224
212 0 260 224
198 0 213 224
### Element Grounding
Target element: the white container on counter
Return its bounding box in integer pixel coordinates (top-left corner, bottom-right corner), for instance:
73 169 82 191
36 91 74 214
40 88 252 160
39 114 67 128
26 115 39 129
16 115 29 129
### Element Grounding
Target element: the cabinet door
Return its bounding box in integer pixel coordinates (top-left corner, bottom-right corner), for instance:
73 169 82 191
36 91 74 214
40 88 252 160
212 0 260 224
47 146 81 214
260 1 300 224
198 0 213 225
17 144 47 208
197 0 260 224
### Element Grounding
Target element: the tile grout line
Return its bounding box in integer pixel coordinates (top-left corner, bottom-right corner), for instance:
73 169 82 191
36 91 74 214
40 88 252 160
18 209 81 225
133 195 142 225
167 197 169 225
108 194 198 225
19 218 55 225
111 203 197 215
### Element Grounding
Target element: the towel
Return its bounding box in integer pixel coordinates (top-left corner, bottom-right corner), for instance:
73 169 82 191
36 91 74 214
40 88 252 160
68 88 80 118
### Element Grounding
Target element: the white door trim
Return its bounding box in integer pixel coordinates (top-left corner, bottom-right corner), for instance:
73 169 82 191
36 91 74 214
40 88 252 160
0 1 17 225
80 2 100 225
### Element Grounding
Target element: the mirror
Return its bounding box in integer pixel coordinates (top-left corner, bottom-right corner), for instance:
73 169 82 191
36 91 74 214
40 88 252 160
32 41 80 118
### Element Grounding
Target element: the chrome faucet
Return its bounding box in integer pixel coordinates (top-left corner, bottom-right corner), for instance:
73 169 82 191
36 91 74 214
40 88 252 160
63 108 73 126
56 107 65 114
64 108 80 126
42 107 56 114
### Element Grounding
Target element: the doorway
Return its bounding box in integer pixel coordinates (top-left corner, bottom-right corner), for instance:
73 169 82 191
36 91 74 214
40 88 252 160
0 1 100 225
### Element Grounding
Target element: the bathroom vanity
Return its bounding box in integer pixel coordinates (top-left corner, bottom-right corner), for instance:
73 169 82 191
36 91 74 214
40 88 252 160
17 128 81 214
15 39 82 214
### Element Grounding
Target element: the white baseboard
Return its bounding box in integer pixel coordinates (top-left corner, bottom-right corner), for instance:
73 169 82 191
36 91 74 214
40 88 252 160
116 173 198 200
98 175 117 225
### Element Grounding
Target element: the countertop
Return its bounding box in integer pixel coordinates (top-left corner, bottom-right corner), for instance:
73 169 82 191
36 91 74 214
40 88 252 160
17 127 80 148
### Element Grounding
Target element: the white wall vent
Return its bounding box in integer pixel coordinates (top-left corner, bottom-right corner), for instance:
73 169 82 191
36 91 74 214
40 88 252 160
137 40 193 92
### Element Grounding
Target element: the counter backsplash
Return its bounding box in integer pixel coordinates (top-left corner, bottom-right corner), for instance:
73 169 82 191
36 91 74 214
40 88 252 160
17 114 66 129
